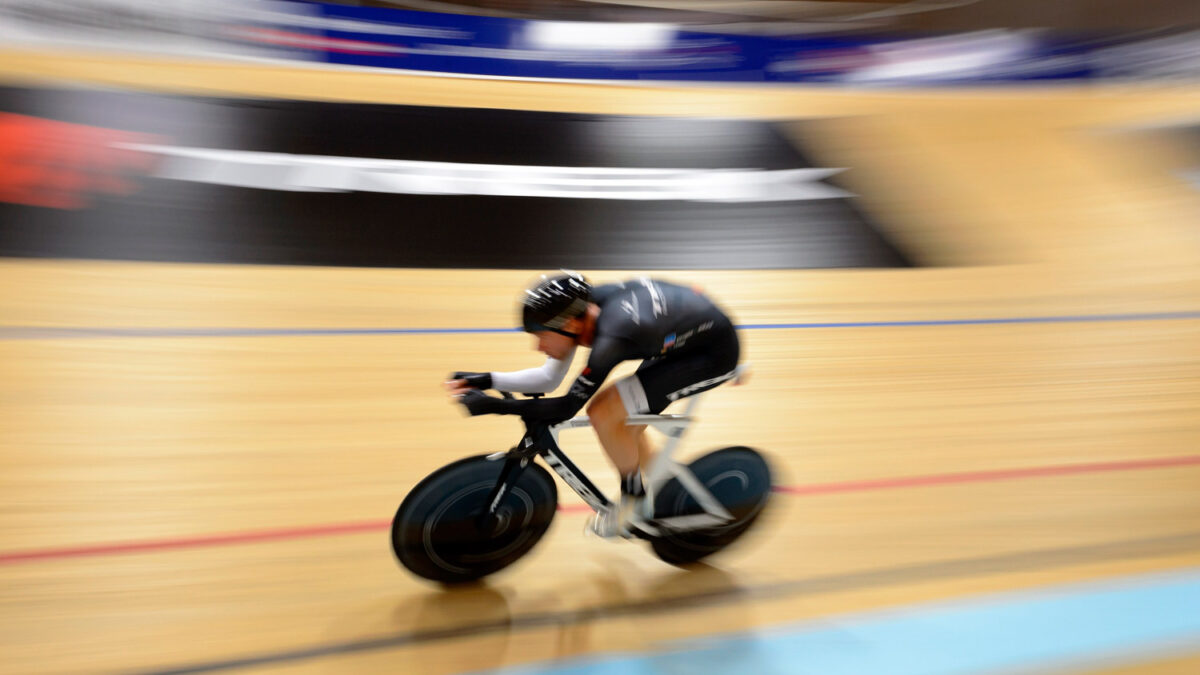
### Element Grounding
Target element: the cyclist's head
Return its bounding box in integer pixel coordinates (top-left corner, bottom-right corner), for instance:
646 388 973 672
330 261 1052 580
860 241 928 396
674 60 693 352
521 270 592 337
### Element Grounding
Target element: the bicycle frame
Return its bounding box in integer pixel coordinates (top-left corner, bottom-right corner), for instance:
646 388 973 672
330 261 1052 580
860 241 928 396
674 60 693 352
482 365 747 537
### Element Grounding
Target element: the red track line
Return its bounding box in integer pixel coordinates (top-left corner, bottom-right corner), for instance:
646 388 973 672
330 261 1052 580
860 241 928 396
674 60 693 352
3 454 1198 565
0 521 390 564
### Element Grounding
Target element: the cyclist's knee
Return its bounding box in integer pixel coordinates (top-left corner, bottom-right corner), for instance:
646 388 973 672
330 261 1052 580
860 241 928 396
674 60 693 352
587 388 624 430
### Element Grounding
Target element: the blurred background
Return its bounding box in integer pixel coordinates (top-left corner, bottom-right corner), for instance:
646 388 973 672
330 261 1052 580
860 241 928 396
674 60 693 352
1 1 1199 674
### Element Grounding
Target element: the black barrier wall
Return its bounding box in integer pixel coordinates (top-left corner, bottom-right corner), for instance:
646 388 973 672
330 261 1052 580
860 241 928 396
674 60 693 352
0 87 912 270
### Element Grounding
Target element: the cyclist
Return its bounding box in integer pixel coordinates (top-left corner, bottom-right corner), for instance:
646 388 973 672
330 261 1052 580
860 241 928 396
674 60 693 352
446 271 741 538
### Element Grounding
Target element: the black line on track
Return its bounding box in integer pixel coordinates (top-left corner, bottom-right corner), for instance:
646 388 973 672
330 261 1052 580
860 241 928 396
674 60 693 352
126 530 1200 674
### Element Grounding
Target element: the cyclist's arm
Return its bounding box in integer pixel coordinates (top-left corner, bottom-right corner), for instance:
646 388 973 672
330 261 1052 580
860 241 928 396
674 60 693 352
490 348 576 394
470 336 630 421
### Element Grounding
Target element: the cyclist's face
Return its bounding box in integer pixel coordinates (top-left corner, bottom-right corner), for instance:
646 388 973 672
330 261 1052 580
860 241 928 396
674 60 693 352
534 331 574 359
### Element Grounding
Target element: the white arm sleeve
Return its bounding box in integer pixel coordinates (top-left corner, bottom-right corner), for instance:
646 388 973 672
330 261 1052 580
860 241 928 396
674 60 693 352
491 347 576 394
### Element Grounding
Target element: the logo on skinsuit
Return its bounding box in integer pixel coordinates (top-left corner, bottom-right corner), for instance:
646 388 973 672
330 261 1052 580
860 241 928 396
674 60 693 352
0 113 159 209
662 333 676 353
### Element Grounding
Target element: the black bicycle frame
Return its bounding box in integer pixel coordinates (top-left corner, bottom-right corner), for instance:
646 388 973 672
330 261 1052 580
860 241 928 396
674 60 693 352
478 419 612 530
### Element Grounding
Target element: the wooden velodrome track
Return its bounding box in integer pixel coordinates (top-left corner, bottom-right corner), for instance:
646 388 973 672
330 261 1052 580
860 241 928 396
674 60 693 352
0 48 1198 675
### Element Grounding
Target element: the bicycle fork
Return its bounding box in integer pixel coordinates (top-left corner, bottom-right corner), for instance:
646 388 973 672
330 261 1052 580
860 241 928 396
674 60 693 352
475 454 527 531
479 424 614 531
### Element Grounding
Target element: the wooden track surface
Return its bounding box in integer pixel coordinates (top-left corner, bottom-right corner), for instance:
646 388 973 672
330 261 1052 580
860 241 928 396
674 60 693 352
0 47 1198 675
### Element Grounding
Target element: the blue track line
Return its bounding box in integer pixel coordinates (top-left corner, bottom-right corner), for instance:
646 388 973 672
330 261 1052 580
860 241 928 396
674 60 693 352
0 326 519 339
2 311 1199 340
473 568 1200 675
740 310 1200 329
125 545 1200 675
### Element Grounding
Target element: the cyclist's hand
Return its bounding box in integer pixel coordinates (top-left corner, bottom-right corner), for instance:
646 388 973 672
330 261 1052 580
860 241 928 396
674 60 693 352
457 389 500 416
446 371 492 392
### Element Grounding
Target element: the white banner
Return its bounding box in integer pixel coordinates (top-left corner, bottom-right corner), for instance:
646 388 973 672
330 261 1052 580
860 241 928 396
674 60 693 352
117 142 853 203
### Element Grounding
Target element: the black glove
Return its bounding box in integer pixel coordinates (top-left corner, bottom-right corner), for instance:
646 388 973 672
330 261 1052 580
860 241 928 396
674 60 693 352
459 389 502 416
451 371 493 390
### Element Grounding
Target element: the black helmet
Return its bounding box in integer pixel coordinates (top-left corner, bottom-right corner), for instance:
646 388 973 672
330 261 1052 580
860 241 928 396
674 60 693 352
521 271 592 335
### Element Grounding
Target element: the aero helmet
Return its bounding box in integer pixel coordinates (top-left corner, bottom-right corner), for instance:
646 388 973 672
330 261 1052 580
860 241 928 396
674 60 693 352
521 271 592 336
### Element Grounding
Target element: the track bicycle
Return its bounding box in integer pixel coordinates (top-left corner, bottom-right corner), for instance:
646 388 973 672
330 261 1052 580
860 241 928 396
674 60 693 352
391 365 771 584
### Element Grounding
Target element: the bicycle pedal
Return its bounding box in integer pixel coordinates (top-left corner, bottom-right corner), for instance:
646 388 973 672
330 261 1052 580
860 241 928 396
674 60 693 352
584 509 619 540
584 523 627 540
585 504 646 540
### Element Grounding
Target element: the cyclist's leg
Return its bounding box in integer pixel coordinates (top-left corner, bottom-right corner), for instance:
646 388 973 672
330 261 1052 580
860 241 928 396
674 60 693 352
615 326 740 417
585 387 650 536
586 387 642 477
605 325 739 474
636 426 656 472
586 389 658 482
588 329 739 536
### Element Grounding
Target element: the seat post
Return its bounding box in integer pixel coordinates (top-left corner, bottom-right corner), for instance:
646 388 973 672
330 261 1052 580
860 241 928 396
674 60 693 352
639 393 703 489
